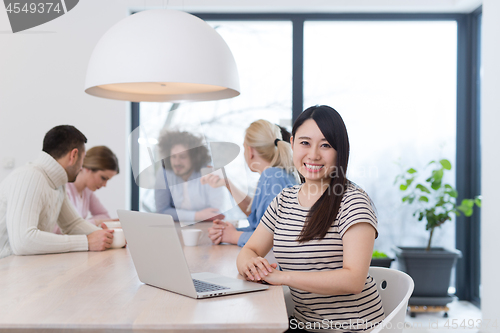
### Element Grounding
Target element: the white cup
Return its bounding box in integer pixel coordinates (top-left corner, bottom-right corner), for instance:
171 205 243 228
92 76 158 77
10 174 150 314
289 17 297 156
181 229 203 246
110 228 126 248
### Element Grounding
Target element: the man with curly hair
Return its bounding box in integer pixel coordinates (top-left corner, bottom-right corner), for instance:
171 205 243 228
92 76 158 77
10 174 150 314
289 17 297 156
154 130 228 223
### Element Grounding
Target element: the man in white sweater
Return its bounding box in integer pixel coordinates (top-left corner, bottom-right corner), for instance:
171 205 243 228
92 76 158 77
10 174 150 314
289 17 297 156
0 125 114 259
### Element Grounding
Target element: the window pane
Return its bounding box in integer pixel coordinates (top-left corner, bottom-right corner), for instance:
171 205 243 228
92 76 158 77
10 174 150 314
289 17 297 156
304 21 457 254
137 21 292 219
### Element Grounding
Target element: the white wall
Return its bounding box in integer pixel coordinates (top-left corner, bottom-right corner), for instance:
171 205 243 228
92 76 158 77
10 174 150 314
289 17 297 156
0 0 133 214
480 0 500 331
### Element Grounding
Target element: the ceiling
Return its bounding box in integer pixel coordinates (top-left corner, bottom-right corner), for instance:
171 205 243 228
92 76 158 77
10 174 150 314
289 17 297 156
146 0 482 14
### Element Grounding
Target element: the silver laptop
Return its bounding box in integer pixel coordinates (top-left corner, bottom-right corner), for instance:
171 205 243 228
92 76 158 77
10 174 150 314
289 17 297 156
117 210 268 299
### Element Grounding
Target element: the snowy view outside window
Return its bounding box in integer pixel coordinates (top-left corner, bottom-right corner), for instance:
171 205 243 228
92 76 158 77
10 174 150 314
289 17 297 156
303 21 457 255
133 20 457 258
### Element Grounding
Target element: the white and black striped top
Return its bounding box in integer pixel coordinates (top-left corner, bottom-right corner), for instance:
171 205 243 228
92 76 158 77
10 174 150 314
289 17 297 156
261 183 385 332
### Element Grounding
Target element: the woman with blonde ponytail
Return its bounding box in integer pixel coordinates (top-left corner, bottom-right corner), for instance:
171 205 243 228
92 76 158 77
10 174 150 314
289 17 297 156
202 119 297 247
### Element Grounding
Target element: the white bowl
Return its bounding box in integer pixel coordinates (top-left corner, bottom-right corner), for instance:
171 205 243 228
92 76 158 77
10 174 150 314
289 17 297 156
103 221 121 229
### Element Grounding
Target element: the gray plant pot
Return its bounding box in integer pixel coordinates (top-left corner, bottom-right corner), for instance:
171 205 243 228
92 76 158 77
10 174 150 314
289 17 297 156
370 258 395 268
393 246 462 306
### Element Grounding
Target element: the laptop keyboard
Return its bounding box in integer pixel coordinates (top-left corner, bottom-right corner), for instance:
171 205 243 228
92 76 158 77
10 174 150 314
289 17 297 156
193 279 230 293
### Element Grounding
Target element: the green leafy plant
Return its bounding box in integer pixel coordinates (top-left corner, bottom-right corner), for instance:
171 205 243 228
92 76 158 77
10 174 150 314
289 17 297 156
395 159 481 251
372 250 389 259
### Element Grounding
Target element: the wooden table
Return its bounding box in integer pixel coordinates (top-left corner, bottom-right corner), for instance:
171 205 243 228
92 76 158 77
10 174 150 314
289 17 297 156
0 222 288 333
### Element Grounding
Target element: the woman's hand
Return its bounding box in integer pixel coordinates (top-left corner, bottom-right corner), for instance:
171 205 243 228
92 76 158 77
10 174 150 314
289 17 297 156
219 222 242 244
208 220 225 244
208 220 242 245
240 256 277 282
200 174 226 188
260 265 287 285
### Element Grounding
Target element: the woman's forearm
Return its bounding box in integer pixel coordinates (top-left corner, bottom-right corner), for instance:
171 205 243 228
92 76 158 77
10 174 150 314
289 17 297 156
236 246 260 276
281 268 367 295
225 179 252 216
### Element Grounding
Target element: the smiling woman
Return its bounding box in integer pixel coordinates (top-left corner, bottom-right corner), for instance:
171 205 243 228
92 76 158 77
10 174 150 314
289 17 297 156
237 106 384 332
53 146 120 234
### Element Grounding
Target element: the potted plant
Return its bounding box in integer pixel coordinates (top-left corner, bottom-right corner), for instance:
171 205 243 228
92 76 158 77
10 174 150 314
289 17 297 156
394 159 481 307
371 250 395 268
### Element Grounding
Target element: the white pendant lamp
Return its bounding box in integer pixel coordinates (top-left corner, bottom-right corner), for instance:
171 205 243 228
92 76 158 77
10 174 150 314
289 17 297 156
85 9 240 102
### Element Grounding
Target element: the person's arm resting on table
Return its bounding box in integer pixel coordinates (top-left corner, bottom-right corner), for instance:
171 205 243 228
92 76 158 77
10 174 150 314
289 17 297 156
6 173 110 255
209 220 244 245
155 187 220 223
58 195 113 251
201 174 251 217
237 223 276 281
238 221 376 295
154 168 183 220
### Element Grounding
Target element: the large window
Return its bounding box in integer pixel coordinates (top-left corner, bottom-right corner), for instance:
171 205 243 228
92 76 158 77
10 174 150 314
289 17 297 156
303 21 457 255
131 12 480 302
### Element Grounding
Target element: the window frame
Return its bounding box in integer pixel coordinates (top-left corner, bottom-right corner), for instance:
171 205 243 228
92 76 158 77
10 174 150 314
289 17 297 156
455 6 482 307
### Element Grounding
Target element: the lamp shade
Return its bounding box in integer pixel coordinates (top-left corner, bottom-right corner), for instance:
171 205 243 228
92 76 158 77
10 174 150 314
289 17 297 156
85 9 240 102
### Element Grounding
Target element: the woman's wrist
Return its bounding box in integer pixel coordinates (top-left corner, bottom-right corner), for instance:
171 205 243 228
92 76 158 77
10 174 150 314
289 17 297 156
229 230 243 244
281 271 291 286
236 248 254 276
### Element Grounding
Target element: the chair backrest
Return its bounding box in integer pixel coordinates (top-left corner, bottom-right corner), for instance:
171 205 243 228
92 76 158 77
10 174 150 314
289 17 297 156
369 267 414 333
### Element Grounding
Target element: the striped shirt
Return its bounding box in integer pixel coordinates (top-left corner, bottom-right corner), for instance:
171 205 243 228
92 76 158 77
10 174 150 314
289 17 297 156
261 183 385 332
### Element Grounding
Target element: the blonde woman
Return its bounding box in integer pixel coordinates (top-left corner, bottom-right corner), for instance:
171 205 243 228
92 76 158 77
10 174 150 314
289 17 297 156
53 146 119 234
202 120 297 246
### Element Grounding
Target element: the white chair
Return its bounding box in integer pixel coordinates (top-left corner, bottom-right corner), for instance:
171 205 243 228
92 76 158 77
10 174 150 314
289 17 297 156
282 267 414 332
369 267 414 333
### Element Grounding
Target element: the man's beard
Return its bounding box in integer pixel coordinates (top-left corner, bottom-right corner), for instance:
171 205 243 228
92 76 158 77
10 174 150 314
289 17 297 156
67 169 80 182
173 166 192 178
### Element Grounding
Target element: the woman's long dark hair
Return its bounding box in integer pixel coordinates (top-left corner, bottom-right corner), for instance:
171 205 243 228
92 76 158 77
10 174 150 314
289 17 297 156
293 105 350 242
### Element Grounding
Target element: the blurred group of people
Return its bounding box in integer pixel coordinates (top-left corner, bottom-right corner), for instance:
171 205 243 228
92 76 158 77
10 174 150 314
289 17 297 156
0 119 296 257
